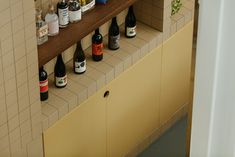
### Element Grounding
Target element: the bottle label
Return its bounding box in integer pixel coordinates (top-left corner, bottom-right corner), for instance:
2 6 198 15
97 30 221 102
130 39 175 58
69 9 82 22
92 43 103 55
109 34 120 49
75 60 86 73
81 0 95 12
40 79 48 93
48 20 59 36
55 75 67 87
126 26 136 37
58 7 69 27
37 25 48 38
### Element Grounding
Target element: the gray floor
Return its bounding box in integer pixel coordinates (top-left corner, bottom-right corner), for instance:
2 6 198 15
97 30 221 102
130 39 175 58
138 117 187 157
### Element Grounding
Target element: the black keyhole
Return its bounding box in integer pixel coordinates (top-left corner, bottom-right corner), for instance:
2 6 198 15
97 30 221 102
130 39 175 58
104 91 110 98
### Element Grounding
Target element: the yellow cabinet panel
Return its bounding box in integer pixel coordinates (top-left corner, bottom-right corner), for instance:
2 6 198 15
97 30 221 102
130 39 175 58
107 46 162 157
160 22 193 124
43 88 107 157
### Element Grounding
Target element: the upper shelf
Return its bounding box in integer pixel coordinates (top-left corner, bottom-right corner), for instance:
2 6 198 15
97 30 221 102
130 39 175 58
38 0 138 67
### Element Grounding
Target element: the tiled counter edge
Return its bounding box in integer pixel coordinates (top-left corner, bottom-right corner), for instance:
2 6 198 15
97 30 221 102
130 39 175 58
41 22 163 132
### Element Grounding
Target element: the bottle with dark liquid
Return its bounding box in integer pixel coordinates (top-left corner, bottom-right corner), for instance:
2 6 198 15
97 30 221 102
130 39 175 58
57 0 69 28
108 17 120 50
39 66 49 101
92 28 103 61
74 41 86 74
125 5 136 38
54 54 67 88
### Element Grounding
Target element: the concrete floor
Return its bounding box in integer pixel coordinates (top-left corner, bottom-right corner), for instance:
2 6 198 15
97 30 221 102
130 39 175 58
138 117 187 157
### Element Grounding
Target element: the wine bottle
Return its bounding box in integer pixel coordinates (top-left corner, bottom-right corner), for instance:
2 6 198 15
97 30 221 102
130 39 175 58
125 5 136 38
108 17 120 50
39 66 49 101
68 0 82 23
57 0 69 28
92 28 103 61
74 41 86 74
54 54 67 88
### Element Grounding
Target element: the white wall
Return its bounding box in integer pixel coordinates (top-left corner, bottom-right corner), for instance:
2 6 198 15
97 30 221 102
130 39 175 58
190 0 235 157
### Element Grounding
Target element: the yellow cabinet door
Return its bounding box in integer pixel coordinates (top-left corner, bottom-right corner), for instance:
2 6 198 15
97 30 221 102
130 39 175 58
160 22 193 124
43 88 107 157
107 46 162 157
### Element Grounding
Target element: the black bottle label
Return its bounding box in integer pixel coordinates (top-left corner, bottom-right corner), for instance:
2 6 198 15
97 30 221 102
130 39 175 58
109 34 120 49
126 26 136 37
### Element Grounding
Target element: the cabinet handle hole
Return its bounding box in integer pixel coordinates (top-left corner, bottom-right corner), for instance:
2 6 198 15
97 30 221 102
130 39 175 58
104 91 110 98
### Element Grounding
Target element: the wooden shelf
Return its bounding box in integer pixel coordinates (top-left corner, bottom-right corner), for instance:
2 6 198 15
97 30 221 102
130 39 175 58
38 0 138 67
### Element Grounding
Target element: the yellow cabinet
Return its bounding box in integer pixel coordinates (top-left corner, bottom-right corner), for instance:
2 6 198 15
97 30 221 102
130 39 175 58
43 22 194 157
43 88 107 157
43 46 162 157
107 46 162 157
160 22 193 124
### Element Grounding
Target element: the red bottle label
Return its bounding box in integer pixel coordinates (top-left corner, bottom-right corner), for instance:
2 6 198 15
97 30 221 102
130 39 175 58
40 79 48 93
92 43 103 55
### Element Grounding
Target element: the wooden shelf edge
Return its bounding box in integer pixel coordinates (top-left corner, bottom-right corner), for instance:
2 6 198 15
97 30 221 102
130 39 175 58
38 0 138 67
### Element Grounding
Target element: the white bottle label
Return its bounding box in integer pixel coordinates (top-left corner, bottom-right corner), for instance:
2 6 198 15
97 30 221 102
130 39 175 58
69 9 82 23
126 26 136 37
37 25 48 38
75 60 86 73
81 0 95 12
58 8 69 27
48 20 59 36
55 75 67 87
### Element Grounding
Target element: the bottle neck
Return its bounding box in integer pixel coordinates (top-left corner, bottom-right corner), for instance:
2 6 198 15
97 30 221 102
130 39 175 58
76 42 83 50
58 54 63 60
49 9 54 14
39 66 44 72
95 29 100 34
112 17 117 25
36 15 42 21
129 5 133 12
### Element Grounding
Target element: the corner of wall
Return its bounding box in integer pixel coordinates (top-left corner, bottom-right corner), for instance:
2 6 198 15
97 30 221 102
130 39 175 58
0 0 43 156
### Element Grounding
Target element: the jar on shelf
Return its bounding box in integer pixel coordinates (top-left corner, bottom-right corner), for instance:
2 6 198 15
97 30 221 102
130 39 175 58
45 4 59 36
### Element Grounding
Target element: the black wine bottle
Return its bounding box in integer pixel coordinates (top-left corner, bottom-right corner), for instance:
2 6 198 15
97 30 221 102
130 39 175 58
125 6 136 38
39 66 48 101
108 17 120 50
54 54 67 88
92 28 103 61
57 0 69 28
74 41 86 74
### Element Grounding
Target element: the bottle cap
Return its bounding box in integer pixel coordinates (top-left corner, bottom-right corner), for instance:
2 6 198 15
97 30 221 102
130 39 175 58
48 4 55 12
80 0 86 6
35 8 42 20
